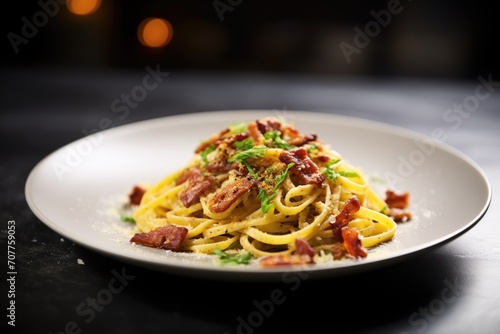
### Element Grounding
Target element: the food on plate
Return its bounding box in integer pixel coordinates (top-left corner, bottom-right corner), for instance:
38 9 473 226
126 117 411 267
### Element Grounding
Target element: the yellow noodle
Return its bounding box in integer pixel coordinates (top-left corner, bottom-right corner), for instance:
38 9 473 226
129 117 406 263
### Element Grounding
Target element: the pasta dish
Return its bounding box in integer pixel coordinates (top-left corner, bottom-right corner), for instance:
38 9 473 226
126 117 411 267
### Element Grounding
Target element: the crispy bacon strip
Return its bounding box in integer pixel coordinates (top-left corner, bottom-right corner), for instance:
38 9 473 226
178 167 214 207
385 190 410 209
128 185 146 205
208 177 256 213
281 123 318 146
256 117 283 134
259 254 314 267
130 225 188 251
288 133 317 147
385 190 412 222
316 155 330 163
259 239 316 267
248 121 264 142
279 148 325 186
329 196 367 258
342 228 367 258
295 238 315 257
330 196 361 241
205 160 240 174
281 124 300 139
216 132 249 148
175 168 192 186
389 208 413 222
194 128 230 153
331 243 347 260
335 197 361 226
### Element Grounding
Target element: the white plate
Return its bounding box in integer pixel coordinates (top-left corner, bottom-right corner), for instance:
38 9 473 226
25 110 491 280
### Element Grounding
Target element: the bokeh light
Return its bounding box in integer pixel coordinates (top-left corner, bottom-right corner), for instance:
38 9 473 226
138 18 173 48
67 0 101 16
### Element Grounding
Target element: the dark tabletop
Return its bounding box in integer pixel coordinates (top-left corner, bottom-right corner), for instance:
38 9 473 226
1 67 499 334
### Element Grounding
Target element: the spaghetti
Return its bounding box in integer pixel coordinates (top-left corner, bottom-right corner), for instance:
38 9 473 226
128 117 411 266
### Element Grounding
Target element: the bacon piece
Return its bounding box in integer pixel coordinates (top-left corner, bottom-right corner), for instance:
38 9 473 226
330 196 361 241
194 128 230 153
335 197 361 226
389 208 413 222
178 167 214 207
288 133 317 147
342 227 367 258
128 185 146 205
205 160 241 174
295 238 315 257
130 225 188 251
385 190 410 209
281 124 317 146
331 243 347 260
279 148 325 186
208 177 256 213
385 190 412 222
248 121 264 142
316 155 330 163
175 168 193 186
328 197 367 258
259 254 314 267
282 124 300 140
216 132 249 148
256 117 283 134
258 237 316 268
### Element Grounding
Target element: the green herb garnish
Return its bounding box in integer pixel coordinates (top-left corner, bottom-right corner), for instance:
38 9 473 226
200 144 216 166
228 146 268 177
324 159 340 181
264 131 296 150
326 159 341 167
213 248 253 265
324 162 360 181
337 171 360 178
120 215 136 224
324 159 359 181
233 138 254 150
257 188 274 214
228 146 268 163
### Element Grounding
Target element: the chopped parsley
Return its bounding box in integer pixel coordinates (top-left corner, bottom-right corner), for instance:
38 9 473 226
228 146 268 163
233 138 254 150
326 159 341 167
264 131 296 150
120 214 136 224
324 159 359 181
200 144 216 166
227 146 267 178
337 171 360 178
324 159 340 181
213 248 252 265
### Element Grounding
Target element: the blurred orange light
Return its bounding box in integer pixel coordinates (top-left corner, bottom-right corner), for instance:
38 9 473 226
138 18 173 48
68 0 101 16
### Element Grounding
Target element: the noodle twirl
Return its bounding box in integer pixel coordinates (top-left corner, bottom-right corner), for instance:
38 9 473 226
127 117 411 267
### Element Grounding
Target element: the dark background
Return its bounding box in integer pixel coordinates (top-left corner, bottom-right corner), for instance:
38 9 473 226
3 0 499 80
0 0 500 334
2 2 500 334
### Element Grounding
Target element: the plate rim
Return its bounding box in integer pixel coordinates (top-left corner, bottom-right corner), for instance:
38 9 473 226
25 109 492 280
